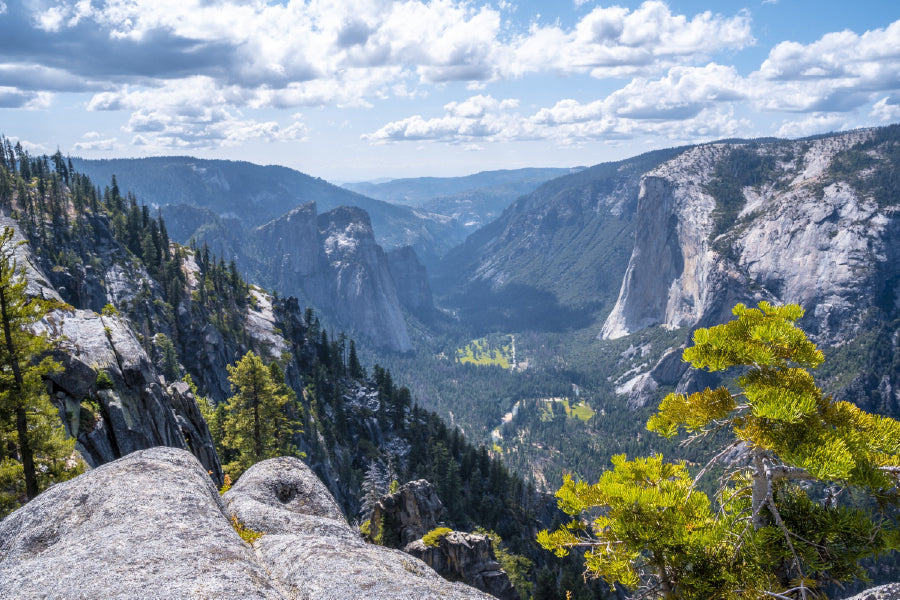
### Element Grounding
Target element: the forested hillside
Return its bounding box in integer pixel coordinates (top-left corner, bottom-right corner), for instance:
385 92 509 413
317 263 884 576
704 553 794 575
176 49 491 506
1 137 614 599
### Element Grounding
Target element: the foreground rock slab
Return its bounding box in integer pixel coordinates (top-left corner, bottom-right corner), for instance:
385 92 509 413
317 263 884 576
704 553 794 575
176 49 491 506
0 447 494 600
224 456 493 599
0 447 279 599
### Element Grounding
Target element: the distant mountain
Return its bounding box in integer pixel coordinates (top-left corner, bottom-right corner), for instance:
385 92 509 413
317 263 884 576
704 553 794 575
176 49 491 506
71 157 456 264
343 168 582 252
343 167 579 206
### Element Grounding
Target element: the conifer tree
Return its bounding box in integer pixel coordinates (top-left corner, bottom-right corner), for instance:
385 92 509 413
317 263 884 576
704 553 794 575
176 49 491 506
220 351 297 478
0 227 80 516
540 302 900 598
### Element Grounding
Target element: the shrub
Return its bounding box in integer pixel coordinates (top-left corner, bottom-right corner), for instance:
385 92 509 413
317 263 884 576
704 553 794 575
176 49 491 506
422 527 452 547
95 370 114 390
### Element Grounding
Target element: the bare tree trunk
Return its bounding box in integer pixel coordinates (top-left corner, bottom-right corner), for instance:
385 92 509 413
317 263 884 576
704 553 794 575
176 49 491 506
1 286 37 499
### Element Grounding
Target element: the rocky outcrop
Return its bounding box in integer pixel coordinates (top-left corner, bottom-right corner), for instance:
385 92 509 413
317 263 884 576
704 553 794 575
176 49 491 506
371 479 445 546
42 309 221 484
387 245 434 319
0 447 278 600
370 479 519 599
405 531 520 600
0 448 495 599
844 583 900 600
224 457 493 599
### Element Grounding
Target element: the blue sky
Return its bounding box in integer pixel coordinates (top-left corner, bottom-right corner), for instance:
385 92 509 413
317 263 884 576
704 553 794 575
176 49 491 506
1 0 898 181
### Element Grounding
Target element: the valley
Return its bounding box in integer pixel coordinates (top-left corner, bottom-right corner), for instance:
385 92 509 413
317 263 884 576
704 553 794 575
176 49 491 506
4 123 900 599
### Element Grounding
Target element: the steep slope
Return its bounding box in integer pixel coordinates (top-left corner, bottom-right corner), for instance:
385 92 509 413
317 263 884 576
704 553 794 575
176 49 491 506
435 148 683 332
0 209 223 484
246 203 413 352
600 125 900 409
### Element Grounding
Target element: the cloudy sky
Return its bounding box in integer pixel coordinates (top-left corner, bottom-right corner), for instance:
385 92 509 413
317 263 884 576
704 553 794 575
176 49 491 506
2 1 899 181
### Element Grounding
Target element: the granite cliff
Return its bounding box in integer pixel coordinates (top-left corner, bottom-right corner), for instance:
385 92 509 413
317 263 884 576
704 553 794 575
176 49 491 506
205 201 417 352
599 126 900 407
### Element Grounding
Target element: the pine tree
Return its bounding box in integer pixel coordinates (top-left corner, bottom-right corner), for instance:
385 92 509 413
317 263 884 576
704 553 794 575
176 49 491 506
220 351 297 478
348 339 365 379
0 227 81 517
540 302 900 598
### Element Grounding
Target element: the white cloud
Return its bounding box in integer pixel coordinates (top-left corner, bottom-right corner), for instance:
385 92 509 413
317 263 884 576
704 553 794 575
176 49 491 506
73 133 118 152
0 87 53 110
775 114 848 138
364 94 524 142
505 2 753 79
85 77 308 149
752 21 900 113
366 88 749 145
871 97 900 122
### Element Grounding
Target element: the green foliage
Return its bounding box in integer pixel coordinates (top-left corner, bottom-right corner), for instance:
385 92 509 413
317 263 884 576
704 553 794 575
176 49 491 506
100 303 119 317
825 124 900 207
230 513 263 544
153 333 180 382
0 226 82 516
455 335 514 368
705 146 777 243
218 351 301 480
422 527 453 547
95 369 114 390
539 454 757 598
543 302 900 598
477 528 534 599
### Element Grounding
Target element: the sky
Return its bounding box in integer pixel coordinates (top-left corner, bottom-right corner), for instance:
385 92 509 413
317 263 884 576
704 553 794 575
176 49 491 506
1 1 899 182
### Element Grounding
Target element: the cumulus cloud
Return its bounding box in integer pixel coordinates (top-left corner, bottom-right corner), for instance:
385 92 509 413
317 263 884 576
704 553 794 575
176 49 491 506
505 2 753 79
366 90 749 145
73 132 118 152
0 87 52 109
752 21 900 113
775 114 849 138
871 97 900 121
364 95 526 142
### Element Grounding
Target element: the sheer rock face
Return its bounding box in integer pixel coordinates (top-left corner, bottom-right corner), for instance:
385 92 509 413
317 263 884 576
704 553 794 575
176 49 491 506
601 131 882 344
371 479 445 546
252 202 414 352
0 448 494 600
318 206 413 353
405 532 520 600
599 129 900 405
387 245 434 319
